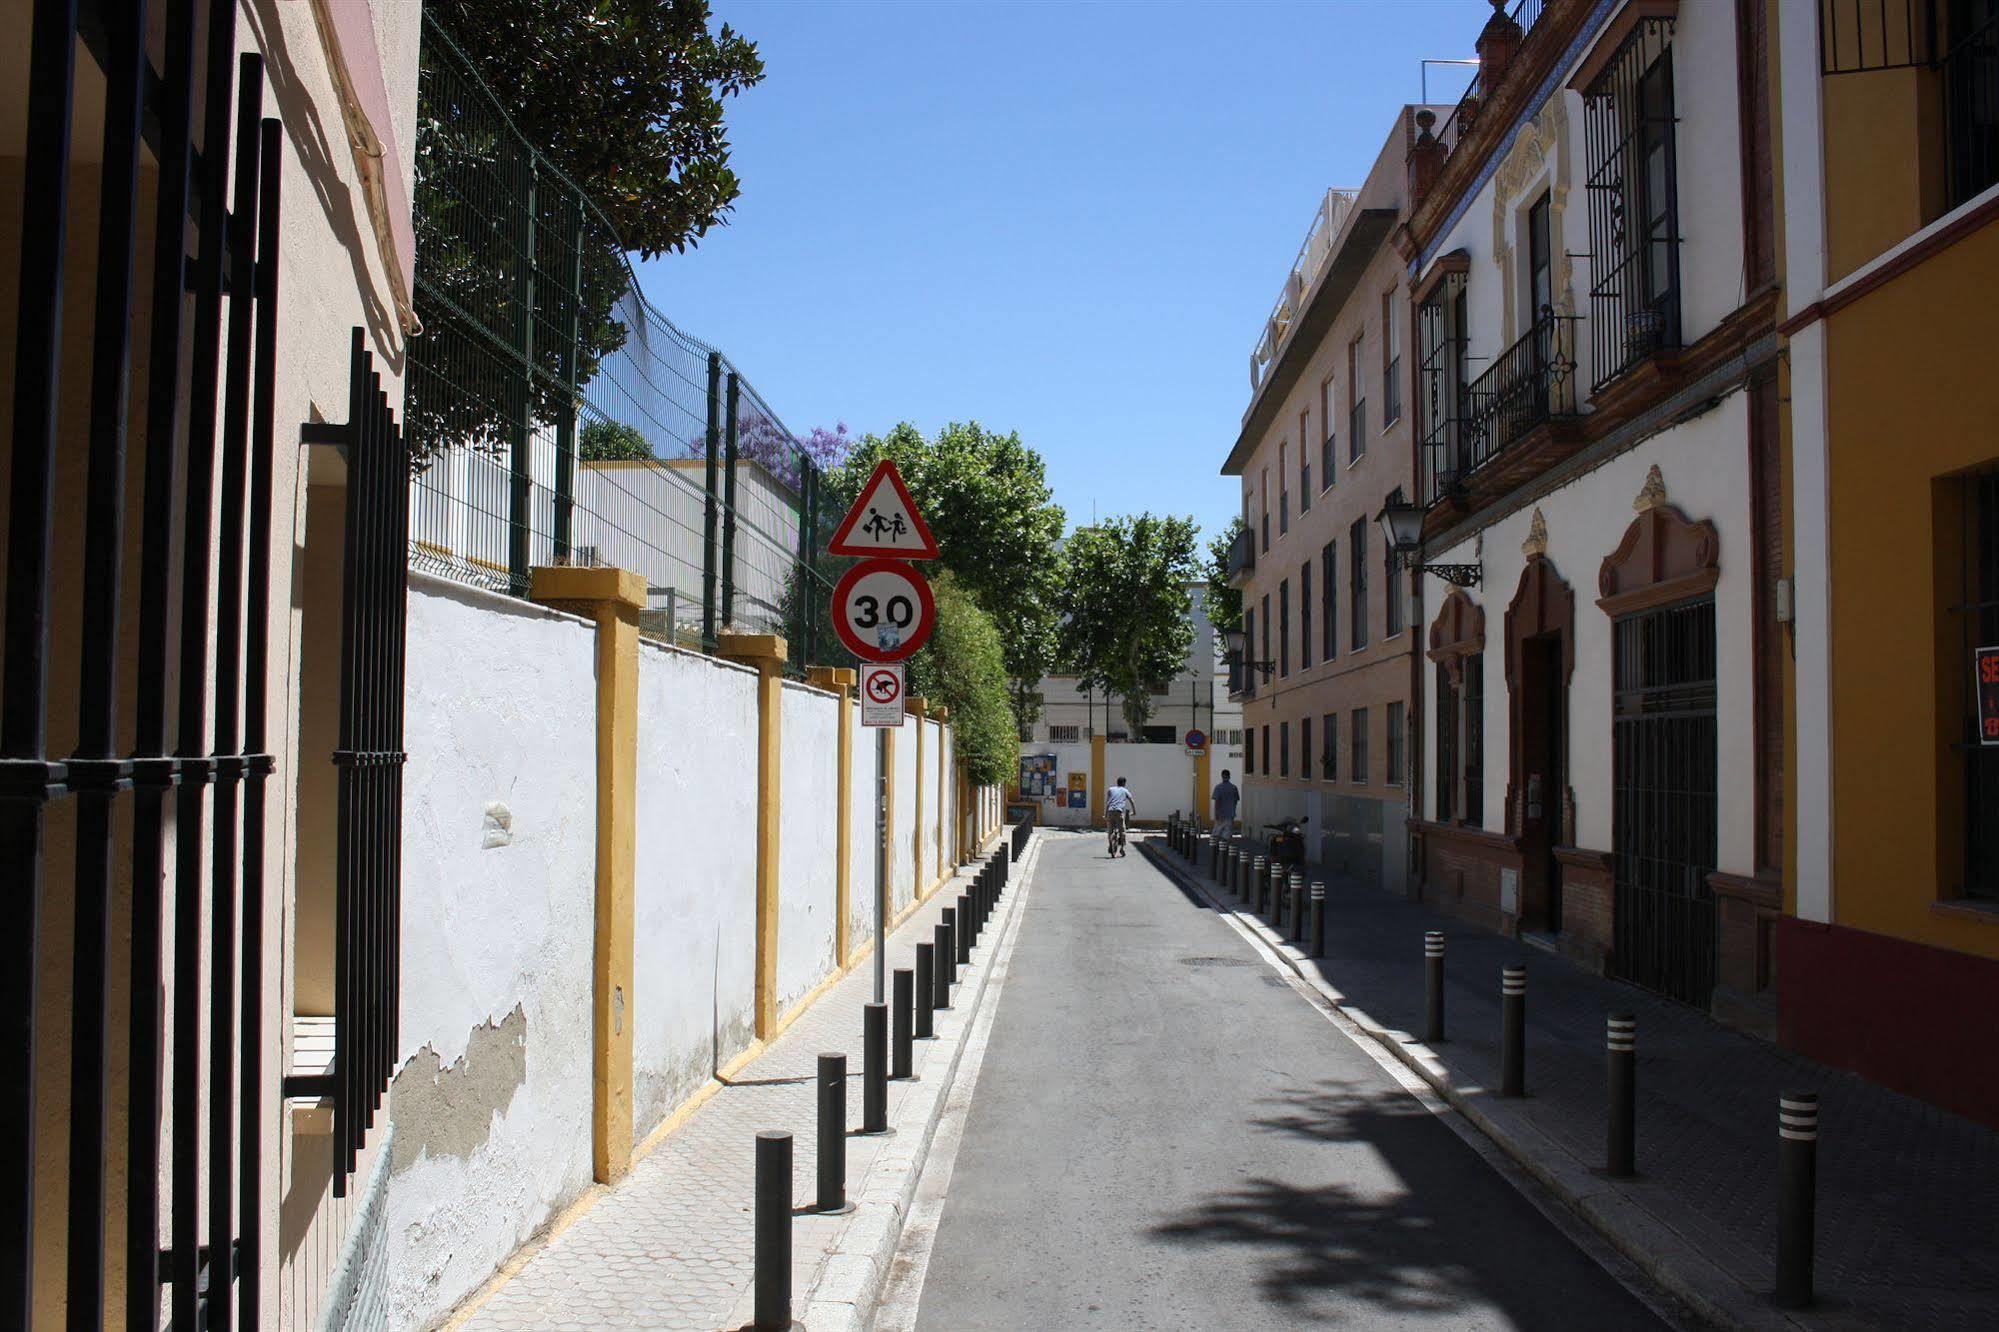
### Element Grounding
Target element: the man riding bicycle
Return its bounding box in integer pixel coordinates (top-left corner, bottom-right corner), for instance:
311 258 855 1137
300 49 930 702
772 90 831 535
1105 777 1136 857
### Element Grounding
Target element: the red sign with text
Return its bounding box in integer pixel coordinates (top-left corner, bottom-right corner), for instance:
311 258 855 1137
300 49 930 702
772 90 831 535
1979 646 1999 747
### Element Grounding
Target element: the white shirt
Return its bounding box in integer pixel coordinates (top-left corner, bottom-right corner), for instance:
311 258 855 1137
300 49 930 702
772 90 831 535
1105 785 1135 814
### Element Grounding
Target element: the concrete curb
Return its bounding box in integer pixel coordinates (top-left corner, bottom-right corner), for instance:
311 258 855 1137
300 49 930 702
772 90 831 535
1138 839 1814 1332
796 834 1042 1332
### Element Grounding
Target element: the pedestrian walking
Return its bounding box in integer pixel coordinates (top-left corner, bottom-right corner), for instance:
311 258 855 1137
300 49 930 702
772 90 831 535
1211 769 1240 838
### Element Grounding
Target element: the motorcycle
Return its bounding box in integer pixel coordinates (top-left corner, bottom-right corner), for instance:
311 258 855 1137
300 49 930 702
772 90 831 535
1264 816 1308 869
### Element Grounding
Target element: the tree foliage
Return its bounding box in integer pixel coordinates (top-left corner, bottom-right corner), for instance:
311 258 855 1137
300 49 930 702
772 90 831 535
579 418 654 461
1204 515 1246 636
829 422 1064 726
907 574 1018 787
1056 514 1200 736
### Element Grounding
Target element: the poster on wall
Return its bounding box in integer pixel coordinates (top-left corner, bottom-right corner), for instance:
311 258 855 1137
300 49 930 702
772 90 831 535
1019 753 1058 798
1979 645 1999 746
1068 788 1087 809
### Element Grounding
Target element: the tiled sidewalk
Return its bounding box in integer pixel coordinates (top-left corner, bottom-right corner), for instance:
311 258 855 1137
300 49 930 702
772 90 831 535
456 846 1021 1332
1149 840 1999 1331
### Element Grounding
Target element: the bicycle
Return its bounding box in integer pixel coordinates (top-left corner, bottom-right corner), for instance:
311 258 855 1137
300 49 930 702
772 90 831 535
1107 810 1128 858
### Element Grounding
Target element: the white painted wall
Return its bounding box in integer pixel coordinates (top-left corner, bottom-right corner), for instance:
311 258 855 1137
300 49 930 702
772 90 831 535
1423 393 1756 873
1107 742 1201 821
1021 740 1097 827
892 720 918 910
386 579 600 1330
777 682 841 1014
630 642 761 1141
846 703 878 953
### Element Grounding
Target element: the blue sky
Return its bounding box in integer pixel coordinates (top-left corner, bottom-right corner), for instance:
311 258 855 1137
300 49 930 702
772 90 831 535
637 0 1494 545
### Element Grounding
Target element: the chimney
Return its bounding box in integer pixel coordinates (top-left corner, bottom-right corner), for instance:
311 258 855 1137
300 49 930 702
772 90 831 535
1408 109 1445 210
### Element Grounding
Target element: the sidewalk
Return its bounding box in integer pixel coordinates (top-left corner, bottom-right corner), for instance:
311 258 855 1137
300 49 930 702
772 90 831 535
449 836 1037 1332
1141 838 1999 1331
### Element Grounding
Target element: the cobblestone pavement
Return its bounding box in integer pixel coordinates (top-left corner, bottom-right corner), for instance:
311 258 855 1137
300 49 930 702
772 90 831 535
1171 841 1999 1330
461 852 1009 1332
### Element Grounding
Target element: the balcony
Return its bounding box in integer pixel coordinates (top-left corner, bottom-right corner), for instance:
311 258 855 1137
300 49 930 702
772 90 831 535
1424 311 1581 502
1224 525 1257 583
1248 188 1360 394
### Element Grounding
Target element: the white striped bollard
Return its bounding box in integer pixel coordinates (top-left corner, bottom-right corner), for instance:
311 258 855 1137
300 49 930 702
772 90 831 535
1776 1091 1818 1308
1309 882 1326 957
1424 932 1445 1042
1606 1013 1635 1176
1500 965 1526 1097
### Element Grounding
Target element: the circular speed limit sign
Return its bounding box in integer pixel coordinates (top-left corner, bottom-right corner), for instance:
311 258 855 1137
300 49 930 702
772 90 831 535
832 558 936 663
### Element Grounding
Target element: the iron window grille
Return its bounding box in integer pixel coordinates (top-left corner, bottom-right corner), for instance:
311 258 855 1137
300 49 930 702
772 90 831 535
1323 712 1340 781
1437 665 1460 820
1350 517 1370 651
1279 580 1292 677
1262 725 1272 776
1950 469 1999 896
1383 291 1404 426
1387 701 1407 786
1262 594 1273 682
1353 707 1371 784
1301 562 1314 670
1418 271 1469 502
1280 721 1291 777
1301 717 1314 784
1461 309 1583 476
1583 16 1682 390
1049 725 1081 743
1944 0 1999 209
1464 653 1486 826
1322 541 1339 659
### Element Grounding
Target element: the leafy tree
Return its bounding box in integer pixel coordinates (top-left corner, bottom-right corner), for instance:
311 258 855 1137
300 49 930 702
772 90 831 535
579 419 654 461
828 423 1065 728
1204 516 1246 636
907 573 1018 787
1056 514 1200 736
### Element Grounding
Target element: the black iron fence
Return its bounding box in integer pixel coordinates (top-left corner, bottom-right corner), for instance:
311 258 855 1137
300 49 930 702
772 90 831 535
1460 311 1581 475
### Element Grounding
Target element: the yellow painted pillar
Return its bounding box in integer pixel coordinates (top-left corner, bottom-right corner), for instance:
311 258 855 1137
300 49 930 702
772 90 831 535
910 697 929 896
719 632 788 1040
807 666 857 963
1091 733 1107 827
531 566 644 1183
1194 746 1212 827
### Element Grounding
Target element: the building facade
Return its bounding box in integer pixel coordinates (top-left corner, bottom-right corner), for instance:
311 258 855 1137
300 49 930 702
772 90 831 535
1776 0 1999 1124
1222 115 1424 893
1404 0 1785 1025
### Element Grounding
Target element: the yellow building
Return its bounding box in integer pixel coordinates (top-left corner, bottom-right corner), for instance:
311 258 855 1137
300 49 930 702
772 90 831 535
1776 0 1999 1125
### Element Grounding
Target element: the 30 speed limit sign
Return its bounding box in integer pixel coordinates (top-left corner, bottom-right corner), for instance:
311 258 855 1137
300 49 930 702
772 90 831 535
832 558 935 663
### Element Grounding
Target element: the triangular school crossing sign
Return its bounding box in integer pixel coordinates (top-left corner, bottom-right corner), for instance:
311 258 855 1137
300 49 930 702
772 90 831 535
827 458 940 559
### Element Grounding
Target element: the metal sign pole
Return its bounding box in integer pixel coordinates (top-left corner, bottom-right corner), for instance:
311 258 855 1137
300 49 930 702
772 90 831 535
875 724 888 1002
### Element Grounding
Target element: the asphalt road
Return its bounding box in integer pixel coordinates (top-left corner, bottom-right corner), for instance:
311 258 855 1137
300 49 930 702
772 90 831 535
911 832 1670 1330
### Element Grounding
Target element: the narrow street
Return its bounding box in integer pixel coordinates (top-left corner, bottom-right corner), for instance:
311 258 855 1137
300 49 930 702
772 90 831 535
905 832 1670 1330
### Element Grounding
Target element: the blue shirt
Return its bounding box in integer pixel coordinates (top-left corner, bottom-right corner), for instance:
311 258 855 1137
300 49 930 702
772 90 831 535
1105 785 1134 814
1212 780 1239 820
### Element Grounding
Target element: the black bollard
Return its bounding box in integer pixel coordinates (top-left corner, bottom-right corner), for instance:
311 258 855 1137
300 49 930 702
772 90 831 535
1607 1014 1636 1177
816 1054 851 1214
1776 1091 1818 1308
1424 932 1446 1042
1309 882 1326 958
1252 856 1268 913
1209 834 1219 878
862 1002 889 1134
940 908 959 988
1501 965 1527 1097
957 894 974 959
914 944 936 1038
932 923 952 1011
1234 844 1247 897
754 1131 792 1330
1289 872 1306 943
893 970 915 1077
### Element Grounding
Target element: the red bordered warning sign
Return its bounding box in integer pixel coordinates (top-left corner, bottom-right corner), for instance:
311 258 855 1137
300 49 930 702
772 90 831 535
826 458 940 559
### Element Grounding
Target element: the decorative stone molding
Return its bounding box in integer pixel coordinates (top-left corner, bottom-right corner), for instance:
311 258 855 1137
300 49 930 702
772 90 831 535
1521 507 1548 558
1490 93 1573 343
1427 587 1487 684
1597 492 1721 617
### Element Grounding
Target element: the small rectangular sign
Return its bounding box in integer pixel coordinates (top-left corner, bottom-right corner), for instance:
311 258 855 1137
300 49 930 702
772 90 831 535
860 663 906 728
1978 646 1999 747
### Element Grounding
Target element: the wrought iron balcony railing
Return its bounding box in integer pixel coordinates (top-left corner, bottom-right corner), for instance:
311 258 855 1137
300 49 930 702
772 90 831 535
1424 311 1579 497
1225 524 1257 582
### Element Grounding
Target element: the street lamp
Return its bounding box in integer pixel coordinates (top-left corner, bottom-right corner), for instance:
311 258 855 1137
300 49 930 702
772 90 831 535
1377 496 1482 587
1222 626 1276 687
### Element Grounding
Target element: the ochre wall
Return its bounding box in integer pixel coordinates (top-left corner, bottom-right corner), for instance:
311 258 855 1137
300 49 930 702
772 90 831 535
1823 217 1999 961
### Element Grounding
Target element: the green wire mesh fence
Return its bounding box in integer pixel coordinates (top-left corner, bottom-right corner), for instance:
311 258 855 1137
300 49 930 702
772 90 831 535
405 15 837 670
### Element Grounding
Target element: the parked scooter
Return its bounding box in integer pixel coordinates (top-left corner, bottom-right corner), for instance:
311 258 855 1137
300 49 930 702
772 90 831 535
1264 816 1309 869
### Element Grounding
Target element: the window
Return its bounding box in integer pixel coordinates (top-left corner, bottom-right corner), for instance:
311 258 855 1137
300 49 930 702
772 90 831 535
1299 410 1313 510
1261 593 1271 680
1352 707 1370 785
1279 721 1290 777
1322 712 1338 781
1417 271 1468 501
1300 561 1313 671
1436 664 1459 820
1349 517 1369 651
1949 471 1999 896
1387 701 1406 786
1384 487 1406 637
1050 724 1080 744
1279 442 1290 536
1465 653 1485 825
1143 725 1176 744
1348 334 1367 461
1262 725 1271 778
1301 717 1313 785
1278 579 1291 678
1944 0 1999 210
1260 467 1271 551
1583 17 1680 387
1241 607 1256 698
1322 541 1338 659
1319 377 1337 488
1527 190 1553 320
1246 726 1256 775
1382 290 1403 426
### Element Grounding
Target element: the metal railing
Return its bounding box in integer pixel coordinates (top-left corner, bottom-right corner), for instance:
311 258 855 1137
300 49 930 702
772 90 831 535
1431 0 1554 165
1944 7 1999 210
1224 525 1257 581
1248 188 1359 392
406 15 839 667
1460 311 1581 476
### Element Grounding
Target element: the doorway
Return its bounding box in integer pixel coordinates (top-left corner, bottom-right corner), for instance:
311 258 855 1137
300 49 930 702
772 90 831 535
1517 633 1567 933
